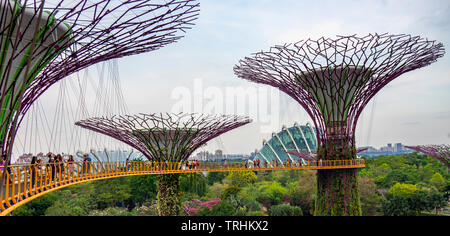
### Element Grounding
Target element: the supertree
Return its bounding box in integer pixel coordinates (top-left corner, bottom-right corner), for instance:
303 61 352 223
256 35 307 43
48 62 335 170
234 33 445 216
405 145 450 168
75 113 251 216
0 0 200 172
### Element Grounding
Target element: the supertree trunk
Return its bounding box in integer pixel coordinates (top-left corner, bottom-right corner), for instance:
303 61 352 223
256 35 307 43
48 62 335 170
157 174 182 216
315 169 361 216
315 136 361 215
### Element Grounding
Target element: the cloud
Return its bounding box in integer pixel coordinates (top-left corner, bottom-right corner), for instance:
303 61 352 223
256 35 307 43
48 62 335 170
402 122 421 126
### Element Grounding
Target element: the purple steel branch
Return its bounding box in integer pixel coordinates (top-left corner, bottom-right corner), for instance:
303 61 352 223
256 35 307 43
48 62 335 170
75 113 252 162
405 145 450 168
234 33 444 158
286 151 315 161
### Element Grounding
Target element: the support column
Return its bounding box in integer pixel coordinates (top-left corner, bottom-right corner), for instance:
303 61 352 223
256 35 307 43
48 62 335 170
314 131 361 216
157 173 181 216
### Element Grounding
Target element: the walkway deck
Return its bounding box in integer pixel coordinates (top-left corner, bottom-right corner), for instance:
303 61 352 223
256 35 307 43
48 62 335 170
0 159 365 215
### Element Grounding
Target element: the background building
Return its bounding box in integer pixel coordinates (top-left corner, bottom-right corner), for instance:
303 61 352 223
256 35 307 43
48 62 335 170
253 123 317 163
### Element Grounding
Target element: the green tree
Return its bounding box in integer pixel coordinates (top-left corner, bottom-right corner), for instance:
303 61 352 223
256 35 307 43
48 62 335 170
180 173 207 197
383 183 437 216
287 170 315 216
92 178 131 209
207 172 227 185
427 191 447 215
382 194 411 216
429 172 446 191
390 183 420 198
358 176 382 216
12 193 59 216
256 181 288 207
126 175 158 209
225 171 257 187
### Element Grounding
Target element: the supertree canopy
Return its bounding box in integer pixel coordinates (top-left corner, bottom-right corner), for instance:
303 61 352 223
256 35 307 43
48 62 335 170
405 145 450 168
0 0 200 160
75 112 251 216
75 113 252 162
234 33 445 216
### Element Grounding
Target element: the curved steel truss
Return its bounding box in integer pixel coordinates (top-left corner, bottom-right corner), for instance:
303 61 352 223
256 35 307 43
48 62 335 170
405 144 450 168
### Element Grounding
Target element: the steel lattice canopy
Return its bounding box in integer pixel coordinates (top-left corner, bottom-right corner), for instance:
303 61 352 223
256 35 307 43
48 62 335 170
234 33 445 153
75 113 252 162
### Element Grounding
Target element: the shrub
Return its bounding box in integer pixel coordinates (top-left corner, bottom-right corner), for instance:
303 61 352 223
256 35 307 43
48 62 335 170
268 204 303 216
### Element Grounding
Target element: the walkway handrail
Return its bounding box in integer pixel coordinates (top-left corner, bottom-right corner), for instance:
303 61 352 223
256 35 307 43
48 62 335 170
0 159 365 215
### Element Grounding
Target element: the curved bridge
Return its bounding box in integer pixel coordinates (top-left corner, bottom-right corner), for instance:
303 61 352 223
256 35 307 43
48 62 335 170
0 159 365 215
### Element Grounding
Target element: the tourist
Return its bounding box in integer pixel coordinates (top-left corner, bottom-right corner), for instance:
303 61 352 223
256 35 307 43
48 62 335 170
0 154 13 184
54 154 61 180
57 154 65 181
67 155 75 179
6 158 12 183
82 154 91 177
30 156 38 187
37 159 42 179
47 154 56 181
0 155 5 178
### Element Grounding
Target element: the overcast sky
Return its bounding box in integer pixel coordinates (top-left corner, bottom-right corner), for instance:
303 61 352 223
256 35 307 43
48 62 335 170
18 0 450 156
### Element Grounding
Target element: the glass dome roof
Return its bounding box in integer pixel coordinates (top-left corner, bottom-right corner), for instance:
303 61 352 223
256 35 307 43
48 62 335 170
254 123 317 165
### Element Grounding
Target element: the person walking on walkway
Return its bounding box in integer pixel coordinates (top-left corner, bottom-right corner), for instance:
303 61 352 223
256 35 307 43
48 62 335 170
30 156 38 187
67 155 75 180
82 154 92 178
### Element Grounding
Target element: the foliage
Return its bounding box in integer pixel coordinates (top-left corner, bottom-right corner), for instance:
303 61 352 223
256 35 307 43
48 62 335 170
157 174 182 216
196 201 238 216
358 176 382 216
89 207 138 216
268 204 303 216
225 171 257 187
12 193 58 216
286 170 316 215
180 173 207 198
207 172 227 185
183 198 221 216
92 178 132 209
390 183 420 198
126 175 157 209
255 181 288 207
382 185 447 216
135 201 159 216
429 172 446 191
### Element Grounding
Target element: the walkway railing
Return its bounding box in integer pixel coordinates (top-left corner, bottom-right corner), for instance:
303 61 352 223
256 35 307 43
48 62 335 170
0 159 365 215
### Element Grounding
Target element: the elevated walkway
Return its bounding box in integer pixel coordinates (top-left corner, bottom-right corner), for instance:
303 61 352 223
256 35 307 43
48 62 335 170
0 159 365 215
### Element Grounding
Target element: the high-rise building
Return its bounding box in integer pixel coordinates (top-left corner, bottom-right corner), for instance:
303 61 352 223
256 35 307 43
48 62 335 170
387 143 393 152
395 143 403 152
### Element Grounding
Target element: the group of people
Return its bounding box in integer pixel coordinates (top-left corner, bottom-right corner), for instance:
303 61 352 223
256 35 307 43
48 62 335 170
185 160 200 170
0 152 94 186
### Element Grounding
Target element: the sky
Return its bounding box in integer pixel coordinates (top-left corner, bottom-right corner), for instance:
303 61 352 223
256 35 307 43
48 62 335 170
16 0 450 157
